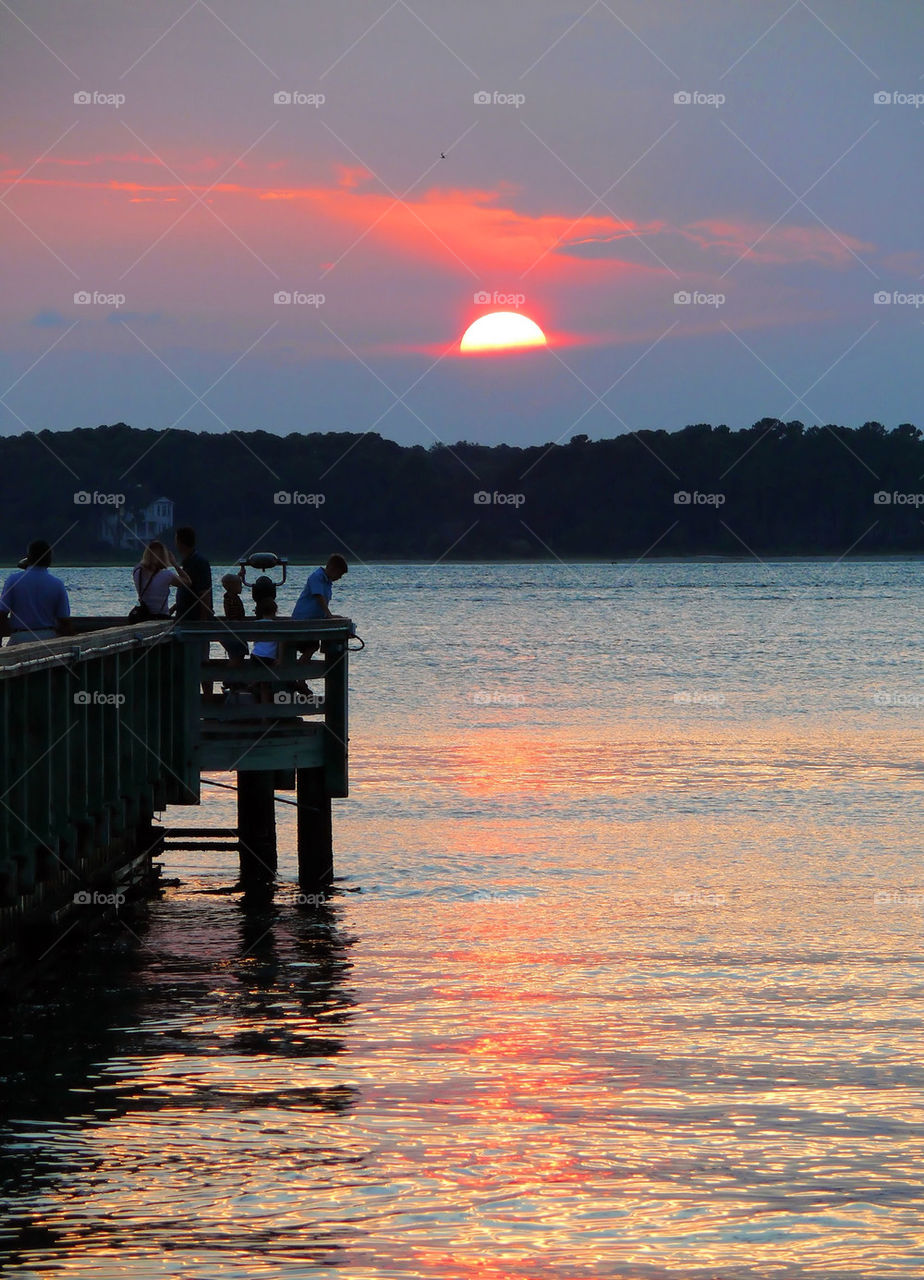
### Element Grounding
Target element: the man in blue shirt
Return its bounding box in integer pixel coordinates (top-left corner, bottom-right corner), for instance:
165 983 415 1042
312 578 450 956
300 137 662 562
0 540 71 644
293 554 347 659
293 554 348 620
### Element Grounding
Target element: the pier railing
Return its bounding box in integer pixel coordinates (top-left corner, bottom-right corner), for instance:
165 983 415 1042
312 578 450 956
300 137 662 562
172 618 351 797
0 617 352 936
0 620 188 909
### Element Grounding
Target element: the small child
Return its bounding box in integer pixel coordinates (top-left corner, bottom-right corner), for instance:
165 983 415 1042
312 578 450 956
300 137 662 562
220 572 248 667
222 572 245 620
251 598 279 703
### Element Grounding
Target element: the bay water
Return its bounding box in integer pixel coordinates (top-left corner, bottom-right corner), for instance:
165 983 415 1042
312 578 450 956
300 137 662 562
2 560 924 1278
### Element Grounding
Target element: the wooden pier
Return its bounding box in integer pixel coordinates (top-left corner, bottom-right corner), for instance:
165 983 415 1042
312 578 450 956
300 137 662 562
0 616 353 954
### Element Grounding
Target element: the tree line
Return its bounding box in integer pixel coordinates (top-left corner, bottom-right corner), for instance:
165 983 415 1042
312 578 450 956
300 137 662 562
1 419 922 562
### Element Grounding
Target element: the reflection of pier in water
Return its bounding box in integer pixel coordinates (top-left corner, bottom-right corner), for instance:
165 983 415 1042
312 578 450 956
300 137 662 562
0 616 353 956
0 893 358 1266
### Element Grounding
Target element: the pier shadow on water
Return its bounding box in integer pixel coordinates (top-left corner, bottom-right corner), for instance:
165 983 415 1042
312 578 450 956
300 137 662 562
0 884 360 1274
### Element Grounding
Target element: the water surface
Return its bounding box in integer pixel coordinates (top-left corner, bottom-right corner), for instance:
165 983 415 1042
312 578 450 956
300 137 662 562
3 561 924 1278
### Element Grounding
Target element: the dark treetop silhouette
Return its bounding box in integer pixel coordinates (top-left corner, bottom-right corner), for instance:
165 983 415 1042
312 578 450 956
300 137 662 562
1 420 921 561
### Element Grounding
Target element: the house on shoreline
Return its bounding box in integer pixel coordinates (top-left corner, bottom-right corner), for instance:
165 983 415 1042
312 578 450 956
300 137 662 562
98 496 174 550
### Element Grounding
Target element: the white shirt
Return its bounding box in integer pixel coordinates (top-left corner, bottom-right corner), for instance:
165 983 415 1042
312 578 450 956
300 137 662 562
133 566 175 616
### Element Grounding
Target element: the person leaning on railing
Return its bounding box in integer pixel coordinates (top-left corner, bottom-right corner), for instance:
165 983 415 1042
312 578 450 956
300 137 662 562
293 554 348 662
0 539 72 645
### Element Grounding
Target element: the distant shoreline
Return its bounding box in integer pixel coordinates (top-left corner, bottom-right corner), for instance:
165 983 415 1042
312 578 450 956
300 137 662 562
5 422 924 562
45 553 924 569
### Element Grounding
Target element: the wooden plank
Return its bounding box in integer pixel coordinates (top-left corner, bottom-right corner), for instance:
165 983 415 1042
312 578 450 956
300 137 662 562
323 641 349 798
199 660 328 682
201 701 324 722
167 827 239 837
0 620 172 674
163 841 240 852
167 630 202 804
0 681 10 892
175 619 353 638
199 733 326 773
201 744 325 772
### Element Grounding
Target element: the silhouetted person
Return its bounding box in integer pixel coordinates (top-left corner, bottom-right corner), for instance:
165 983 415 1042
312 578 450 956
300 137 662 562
174 526 212 621
132 540 189 620
293 554 348 661
251 597 280 704
220 571 248 667
0 540 71 644
174 526 214 696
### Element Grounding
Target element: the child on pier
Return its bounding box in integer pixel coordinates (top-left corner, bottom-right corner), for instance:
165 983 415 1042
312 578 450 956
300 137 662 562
251 597 280 704
220 572 248 667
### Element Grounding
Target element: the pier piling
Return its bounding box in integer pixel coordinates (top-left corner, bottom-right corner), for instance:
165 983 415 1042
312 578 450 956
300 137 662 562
237 769 278 888
296 766 333 891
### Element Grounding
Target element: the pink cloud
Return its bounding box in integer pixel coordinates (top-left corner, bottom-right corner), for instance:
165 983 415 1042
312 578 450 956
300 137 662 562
6 146 880 281
335 164 374 189
4 155 667 278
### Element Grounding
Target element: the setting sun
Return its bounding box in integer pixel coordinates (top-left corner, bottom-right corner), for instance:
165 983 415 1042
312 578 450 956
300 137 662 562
460 311 547 354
